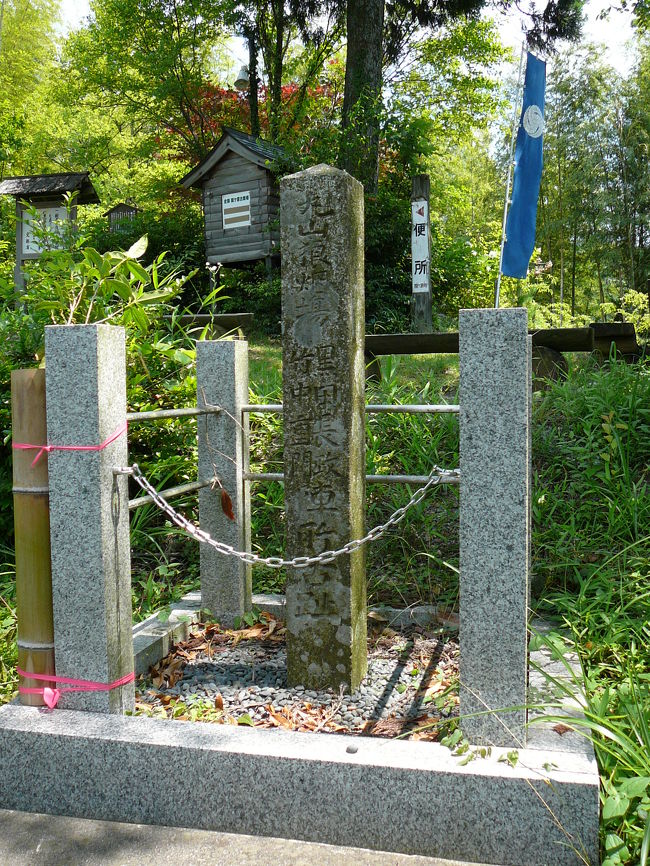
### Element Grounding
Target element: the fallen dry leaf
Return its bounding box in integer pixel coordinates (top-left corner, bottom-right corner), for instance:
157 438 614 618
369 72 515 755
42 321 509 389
553 723 572 736
362 717 410 737
150 655 185 688
410 716 440 741
214 692 224 711
424 681 446 699
221 489 235 521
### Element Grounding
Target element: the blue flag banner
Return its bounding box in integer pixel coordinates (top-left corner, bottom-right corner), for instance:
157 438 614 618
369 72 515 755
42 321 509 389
501 52 546 279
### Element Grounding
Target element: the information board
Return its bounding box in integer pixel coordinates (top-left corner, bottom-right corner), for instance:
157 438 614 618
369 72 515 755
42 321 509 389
22 206 68 255
411 199 430 294
222 191 251 230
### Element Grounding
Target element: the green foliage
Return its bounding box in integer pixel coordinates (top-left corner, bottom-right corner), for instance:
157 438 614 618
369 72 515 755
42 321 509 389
132 560 197 624
0 549 17 705
535 559 650 864
602 291 650 344
364 187 411 333
429 230 496 313
218 263 283 335
532 357 650 591
79 204 207 307
63 0 226 161
388 19 508 149
0 0 58 116
25 247 186 331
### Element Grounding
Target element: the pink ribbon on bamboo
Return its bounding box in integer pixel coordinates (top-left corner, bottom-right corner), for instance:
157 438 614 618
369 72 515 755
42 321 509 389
13 420 131 707
12 421 128 466
17 668 135 709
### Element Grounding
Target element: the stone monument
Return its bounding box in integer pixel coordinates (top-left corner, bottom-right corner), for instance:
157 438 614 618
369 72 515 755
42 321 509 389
281 165 367 691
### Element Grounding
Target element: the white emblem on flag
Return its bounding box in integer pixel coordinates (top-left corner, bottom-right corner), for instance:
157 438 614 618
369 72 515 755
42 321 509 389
523 105 544 138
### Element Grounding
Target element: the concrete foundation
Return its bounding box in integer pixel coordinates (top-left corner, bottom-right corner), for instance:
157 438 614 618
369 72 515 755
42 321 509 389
0 605 600 866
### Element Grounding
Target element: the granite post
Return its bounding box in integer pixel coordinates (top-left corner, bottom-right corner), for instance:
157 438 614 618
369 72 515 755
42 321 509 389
281 164 367 691
459 308 531 746
196 340 251 625
45 324 134 713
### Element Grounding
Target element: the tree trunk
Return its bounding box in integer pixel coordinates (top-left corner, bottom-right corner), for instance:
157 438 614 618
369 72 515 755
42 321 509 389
571 220 577 317
269 0 284 142
339 0 384 193
247 28 260 139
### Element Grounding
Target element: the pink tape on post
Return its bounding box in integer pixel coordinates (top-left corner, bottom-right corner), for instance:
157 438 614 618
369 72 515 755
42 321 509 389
17 668 135 709
13 421 128 467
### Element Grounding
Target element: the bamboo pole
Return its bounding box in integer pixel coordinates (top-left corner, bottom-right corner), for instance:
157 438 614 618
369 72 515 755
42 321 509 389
11 368 54 707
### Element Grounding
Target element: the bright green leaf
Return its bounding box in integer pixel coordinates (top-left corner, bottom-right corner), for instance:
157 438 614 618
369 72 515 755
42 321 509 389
127 260 150 285
603 791 630 820
126 235 148 259
619 777 650 799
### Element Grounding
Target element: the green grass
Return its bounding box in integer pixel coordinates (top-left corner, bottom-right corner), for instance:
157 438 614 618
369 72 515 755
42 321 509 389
0 549 17 706
529 356 650 866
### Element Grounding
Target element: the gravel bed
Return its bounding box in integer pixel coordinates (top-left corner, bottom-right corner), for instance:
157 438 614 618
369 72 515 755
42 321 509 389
137 621 460 737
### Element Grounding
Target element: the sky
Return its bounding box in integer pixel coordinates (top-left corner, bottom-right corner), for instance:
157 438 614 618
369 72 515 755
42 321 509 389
58 0 635 74
496 0 635 74
59 0 90 30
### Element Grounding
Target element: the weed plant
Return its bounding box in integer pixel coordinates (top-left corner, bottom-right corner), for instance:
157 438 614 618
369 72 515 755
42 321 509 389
532 355 650 593
0 547 16 705
531 356 650 866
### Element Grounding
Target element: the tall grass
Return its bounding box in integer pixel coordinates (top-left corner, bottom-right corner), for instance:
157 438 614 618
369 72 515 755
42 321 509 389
531 356 650 866
0 547 17 705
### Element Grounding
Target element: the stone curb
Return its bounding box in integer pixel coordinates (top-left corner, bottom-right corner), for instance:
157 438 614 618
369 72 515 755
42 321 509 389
0 808 490 866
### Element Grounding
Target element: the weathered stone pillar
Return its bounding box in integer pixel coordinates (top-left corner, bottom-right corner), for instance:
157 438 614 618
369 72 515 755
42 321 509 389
281 164 367 691
45 324 134 713
459 308 531 746
196 339 251 625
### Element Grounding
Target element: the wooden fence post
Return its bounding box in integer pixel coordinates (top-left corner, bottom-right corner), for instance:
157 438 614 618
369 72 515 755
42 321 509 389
11 369 54 707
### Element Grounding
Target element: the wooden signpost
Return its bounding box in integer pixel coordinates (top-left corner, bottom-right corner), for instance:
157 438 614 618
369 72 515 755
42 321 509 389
411 174 433 333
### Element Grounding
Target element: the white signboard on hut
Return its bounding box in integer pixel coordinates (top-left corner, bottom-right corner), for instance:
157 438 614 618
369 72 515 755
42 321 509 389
222 191 251 230
411 199 430 293
22 206 68 255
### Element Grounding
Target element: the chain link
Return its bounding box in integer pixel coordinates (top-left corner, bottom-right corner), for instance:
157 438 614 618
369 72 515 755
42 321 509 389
127 463 460 569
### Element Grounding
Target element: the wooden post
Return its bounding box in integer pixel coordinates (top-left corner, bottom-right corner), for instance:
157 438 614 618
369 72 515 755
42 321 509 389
11 369 54 707
411 174 433 333
14 200 24 300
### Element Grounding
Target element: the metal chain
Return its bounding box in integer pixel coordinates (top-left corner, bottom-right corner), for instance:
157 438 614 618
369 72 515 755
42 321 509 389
126 463 460 569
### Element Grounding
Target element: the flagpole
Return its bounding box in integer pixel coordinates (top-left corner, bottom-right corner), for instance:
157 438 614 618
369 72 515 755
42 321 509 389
495 44 526 309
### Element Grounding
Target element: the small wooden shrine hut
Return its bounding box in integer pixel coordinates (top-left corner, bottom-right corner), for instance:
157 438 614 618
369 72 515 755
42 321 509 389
104 202 140 232
180 128 285 267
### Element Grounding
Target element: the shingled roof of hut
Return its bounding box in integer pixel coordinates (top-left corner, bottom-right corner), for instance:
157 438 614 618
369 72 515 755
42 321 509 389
180 127 286 189
0 172 100 204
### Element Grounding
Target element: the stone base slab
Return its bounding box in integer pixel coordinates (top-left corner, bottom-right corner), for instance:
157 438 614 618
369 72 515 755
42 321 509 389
0 808 498 866
3 600 599 865
0 702 598 866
